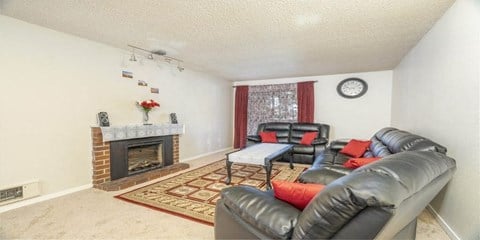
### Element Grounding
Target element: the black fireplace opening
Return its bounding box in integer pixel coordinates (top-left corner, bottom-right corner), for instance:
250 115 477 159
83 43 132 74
110 136 174 180
128 143 163 174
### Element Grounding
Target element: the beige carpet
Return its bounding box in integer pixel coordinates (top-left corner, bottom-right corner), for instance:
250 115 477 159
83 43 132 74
0 150 450 239
116 159 307 225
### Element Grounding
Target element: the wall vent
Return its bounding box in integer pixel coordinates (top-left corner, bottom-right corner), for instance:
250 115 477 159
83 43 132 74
0 181 40 206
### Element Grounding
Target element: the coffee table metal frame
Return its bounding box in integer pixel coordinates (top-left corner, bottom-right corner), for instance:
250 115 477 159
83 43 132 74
225 143 294 190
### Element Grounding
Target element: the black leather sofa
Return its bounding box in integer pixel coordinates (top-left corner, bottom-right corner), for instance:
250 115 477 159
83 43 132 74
299 127 447 184
214 128 456 239
246 122 330 164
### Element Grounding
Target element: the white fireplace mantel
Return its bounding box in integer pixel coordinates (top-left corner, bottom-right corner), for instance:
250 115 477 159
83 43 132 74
99 123 185 142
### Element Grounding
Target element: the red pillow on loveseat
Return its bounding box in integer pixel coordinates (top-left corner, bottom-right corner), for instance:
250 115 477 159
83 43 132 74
340 139 372 157
300 132 318 145
272 181 325 210
260 131 278 143
344 157 381 169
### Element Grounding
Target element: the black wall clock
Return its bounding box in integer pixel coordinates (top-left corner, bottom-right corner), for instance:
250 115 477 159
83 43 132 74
336 78 368 98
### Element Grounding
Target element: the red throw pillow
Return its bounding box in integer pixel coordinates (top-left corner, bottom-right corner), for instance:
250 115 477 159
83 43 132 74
339 139 372 157
300 132 318 145
344 157 382 169
259 131 278 143
272 181 325 210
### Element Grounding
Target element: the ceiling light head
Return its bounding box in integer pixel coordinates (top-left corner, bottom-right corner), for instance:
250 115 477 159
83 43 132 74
176 60 185 72
147 54 154 60
129 53 137 62
129 48 137 61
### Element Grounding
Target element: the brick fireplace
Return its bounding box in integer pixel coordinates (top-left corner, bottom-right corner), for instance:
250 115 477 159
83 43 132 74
91 126 188 191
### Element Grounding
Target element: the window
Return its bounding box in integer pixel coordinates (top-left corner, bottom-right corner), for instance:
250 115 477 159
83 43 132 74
247 83 297 135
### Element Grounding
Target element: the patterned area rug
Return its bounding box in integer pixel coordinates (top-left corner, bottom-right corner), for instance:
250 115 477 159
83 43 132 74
115 159 307 225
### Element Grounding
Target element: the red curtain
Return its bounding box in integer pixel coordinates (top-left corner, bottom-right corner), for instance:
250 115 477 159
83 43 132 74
297 81 315 123
234 86 249 148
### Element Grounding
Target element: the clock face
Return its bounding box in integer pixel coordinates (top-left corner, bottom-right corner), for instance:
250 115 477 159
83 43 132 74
337 78 368 98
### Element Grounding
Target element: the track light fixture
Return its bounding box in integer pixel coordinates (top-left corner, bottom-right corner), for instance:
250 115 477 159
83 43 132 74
177 62 184 72
127 44 185 72
129 48 137 62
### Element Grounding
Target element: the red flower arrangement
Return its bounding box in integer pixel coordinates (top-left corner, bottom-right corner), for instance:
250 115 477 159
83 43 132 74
137 99 160 112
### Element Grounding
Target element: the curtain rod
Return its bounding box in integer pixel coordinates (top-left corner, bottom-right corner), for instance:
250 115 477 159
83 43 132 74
232 80 318 88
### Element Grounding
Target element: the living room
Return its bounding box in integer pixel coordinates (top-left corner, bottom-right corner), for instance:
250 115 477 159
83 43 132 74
0 0 478 239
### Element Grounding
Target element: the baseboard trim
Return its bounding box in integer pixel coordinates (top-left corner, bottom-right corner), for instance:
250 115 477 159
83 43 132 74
0 148 234 213
426 204 461 240
180 147 233 162
0 184 92 213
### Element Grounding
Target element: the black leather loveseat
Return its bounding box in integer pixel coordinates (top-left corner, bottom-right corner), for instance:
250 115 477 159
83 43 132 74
214 127 456 239
299 127 447 184
247 122 330 164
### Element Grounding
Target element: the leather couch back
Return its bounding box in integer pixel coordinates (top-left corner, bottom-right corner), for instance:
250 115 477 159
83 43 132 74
289 123 330 144
363 127 447 158
257 122 292 143
292 151 456 239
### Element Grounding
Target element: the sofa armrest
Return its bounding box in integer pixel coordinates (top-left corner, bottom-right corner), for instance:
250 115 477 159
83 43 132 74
329 138 351 150
312 138 328 145
220 186 301 239
247 135 261 142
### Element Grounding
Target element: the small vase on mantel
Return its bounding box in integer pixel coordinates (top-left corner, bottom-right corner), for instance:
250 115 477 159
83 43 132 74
143 110 152 125
137 99 159 125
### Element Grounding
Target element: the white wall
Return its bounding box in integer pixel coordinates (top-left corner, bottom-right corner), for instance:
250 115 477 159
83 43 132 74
234 70 393 140
0 16 232 195
391 0 480 239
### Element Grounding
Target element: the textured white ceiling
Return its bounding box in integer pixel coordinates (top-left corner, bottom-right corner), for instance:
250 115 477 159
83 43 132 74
0 0 454 81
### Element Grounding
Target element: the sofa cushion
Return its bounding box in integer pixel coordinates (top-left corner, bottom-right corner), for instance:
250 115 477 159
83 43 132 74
291 123 330 140
340 139 372 157
258 122 292 143
221 186 301 239
292 145 314 154
299 165 353 185
272 181 325 210
260 131 277 143
300 132 318 145
289 123 327 144
290 153 316 165
309 148 351 167
344 157 381 169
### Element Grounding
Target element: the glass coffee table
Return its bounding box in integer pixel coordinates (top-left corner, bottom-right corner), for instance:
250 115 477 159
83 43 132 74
225 143 294 190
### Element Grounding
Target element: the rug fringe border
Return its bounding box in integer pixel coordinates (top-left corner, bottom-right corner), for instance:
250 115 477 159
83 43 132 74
114 195 214 226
